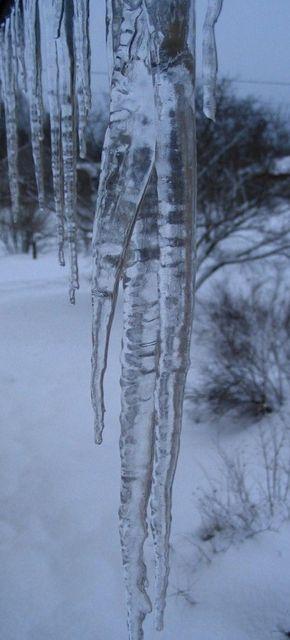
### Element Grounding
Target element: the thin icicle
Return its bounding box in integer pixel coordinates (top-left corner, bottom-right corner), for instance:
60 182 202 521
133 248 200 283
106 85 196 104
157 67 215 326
10 9 18 84
0 19 20 224
202 0 223 120
105 0 114 83
42 3 65 266
24 0 45 212
109 0 123 71
56 0 79 302
91 1 155 444
120 170 159 640
73 0 91 159
14 0 26 92
143 0 196 630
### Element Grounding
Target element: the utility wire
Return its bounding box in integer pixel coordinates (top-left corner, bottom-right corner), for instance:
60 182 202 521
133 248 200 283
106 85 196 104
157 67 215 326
90 70 290 87
232 79 290 87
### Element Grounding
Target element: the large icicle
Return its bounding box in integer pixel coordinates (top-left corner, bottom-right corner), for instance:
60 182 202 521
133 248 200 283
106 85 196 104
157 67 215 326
143 0 196 630
56 0 79 302
24 0 45 212
0 17 20 225
202 0 223 120
91 0 156 444
119 170 159 640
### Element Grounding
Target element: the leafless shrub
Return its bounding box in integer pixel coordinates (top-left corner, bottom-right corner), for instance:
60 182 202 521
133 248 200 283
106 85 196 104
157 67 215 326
275 628 290 638
191 280 290 421
196 421 290 551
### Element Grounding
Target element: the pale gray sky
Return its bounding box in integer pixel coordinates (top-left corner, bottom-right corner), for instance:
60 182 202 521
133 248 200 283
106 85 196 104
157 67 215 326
91 1 290 113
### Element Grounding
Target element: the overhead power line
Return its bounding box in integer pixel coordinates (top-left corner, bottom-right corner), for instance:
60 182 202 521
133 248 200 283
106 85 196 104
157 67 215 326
90 70 290 88
232 79 290 87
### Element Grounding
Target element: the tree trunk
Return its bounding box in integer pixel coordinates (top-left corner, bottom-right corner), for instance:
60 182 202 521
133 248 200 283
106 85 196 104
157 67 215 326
32 240 37 259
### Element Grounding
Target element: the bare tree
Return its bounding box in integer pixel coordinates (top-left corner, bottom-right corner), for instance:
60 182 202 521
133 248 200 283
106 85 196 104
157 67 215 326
196 82 290 289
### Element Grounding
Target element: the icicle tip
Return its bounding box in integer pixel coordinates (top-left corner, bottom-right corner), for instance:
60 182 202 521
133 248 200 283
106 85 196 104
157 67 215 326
69 288 76 305
203 88 216 121
93 402 105 445
58 246 65 267
94 426 103 446
202 0 223 121
154 598 165 632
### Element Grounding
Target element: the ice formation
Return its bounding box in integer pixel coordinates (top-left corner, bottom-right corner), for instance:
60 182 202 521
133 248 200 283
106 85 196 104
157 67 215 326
24 0 45 214
202 0 223 120
0 13 20 223
0 0 91 300
0 1 223 638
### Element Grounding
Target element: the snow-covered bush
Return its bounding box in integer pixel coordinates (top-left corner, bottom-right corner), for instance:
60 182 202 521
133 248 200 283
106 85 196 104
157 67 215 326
191 281 290 421
196 422 290 551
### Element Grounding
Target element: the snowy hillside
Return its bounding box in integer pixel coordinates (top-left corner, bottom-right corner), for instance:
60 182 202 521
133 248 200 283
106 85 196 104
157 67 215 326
1 254 290 640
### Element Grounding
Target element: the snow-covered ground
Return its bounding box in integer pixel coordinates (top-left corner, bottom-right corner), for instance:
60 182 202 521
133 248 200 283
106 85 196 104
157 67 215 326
1 254 290 640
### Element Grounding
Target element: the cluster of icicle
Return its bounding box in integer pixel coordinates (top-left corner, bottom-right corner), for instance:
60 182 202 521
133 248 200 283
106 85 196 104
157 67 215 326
91 1 223 639
0 1 223 639
0 0 91 303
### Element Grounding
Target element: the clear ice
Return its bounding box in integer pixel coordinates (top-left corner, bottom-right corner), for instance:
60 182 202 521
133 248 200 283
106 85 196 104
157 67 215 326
202 0 223 120
0 1 224 638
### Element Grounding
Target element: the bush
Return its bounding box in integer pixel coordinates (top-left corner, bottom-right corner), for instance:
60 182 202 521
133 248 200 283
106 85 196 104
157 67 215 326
191 280 290 421
196 422 290 551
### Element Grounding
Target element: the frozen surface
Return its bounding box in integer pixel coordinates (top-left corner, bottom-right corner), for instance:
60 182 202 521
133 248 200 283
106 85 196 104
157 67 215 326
1 254 290 639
